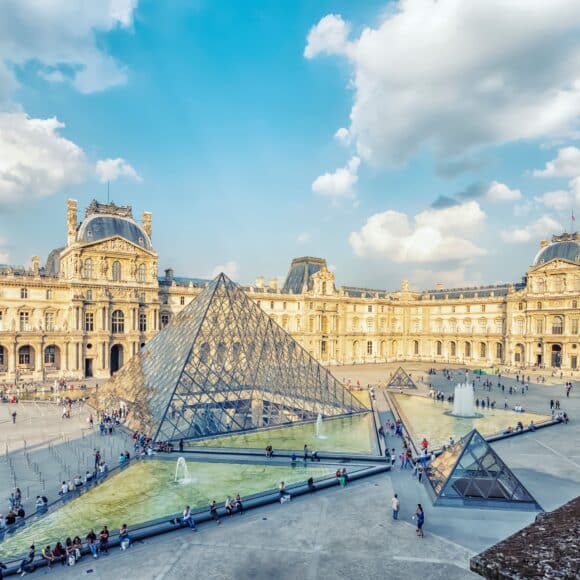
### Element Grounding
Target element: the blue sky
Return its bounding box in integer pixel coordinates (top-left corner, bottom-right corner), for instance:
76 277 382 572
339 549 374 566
1 0 580 290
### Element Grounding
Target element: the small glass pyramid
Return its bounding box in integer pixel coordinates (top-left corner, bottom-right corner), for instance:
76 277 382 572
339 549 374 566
387 367 417 389
428 429 541 510
95 273 367 441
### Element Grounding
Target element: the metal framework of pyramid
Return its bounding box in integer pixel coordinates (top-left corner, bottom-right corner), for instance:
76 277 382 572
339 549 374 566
386 367 417 389
427 429 541 510
95 273 367 441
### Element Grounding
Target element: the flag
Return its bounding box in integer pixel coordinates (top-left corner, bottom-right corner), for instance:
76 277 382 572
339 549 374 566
573 209 576 222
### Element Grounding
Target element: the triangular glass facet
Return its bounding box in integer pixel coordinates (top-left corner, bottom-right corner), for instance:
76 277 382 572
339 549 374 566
386 367 417 389
95 273 367 440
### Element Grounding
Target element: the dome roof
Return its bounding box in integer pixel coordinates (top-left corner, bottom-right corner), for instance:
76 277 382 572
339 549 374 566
533 236 580 266
77 214 152 250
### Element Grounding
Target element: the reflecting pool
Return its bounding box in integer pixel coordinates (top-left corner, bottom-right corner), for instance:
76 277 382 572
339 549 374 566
188 414 377 454
392 394 552 449
0 459 333 558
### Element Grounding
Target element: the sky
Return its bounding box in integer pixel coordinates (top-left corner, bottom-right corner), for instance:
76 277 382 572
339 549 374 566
1 0 580 291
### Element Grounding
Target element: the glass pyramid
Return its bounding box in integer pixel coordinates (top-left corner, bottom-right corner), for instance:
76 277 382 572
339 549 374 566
387 367 417 389
96 273 367 441
428 429 541 510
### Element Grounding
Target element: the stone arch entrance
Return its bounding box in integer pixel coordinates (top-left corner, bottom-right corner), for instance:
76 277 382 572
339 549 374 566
550 344 562 368
111 344 124 374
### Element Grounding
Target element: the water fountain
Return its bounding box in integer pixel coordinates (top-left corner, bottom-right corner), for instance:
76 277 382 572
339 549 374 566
174 457 192 484
315 413 326 439
449 382 480 418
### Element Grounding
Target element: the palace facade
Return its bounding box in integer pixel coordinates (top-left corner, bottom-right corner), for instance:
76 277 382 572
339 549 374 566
1 199 579 382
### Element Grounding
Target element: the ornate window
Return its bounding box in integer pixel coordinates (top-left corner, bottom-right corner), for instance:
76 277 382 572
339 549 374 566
465 342 472 357
85 312 94 332
436 340 442 356
450 341 456 356
180 296 185 306
480 342 487 358
414 340 419 355
366 340 373 355
83 259 94 279
86 289 93 301
44 312 55 331
537 302 542 310
19 311 30 331
112 261 122 282
44 345 57 365
551 316 563 335
161 313 170 328
137 263 146 282
139 313 147 332
18 345 33 366
496 343 503 359
111 310 125 333
20 288 28 299
518 302 524 311
573 300 578 310
0 346 5 367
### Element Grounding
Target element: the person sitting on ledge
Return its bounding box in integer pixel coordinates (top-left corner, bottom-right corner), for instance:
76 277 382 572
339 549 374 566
503 426 514 435
311 451 319 462
225 497 236 516
265 445 273 458
516 421 524 432
307 477 316 492
235 493 244 514
528 420 536 431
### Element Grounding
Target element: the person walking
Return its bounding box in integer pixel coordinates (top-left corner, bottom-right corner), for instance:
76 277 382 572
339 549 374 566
415 504 425 538
391 494 400 520
11 411 16 424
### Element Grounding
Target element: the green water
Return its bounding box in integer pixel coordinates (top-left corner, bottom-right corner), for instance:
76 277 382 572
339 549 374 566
188 414 376 454
393 394 552 449
0 460 332 558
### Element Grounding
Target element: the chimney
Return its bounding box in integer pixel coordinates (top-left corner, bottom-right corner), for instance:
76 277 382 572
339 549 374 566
435 282 445 290
31 256 40 275
164 268 174 282
142 211 152 239
67 199 78 246
269 277 278 291
255 276 264 288
539 239 549 248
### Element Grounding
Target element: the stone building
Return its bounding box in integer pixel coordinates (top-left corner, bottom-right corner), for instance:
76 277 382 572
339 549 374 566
0 199 579 382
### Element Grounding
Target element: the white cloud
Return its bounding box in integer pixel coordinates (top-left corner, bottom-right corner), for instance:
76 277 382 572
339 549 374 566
96 158 142 183
296 232 310 244
533 146 580 177
305 2 580 165
0 112 88 207
0 0 138 98
304 14 350 59
312 156 360 201
484 181 522 202
334 127 350 144
535 177 580 210
208 261 238 280
513 201 534 217
501 216 562 244
350 201 486 263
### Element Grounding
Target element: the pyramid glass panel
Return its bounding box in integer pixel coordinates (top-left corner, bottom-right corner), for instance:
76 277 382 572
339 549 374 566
386 367 417 389
428 429 541 510
95 273 367 441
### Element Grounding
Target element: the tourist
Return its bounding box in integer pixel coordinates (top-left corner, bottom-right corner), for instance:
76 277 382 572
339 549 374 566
65 537 75 565
182 505 196 530
279 481 287 498
59 481 69 496
391 494 400 520
119 524 131 550
41 545 55 569
53 541 66 565
11 411 17 424
415 504 425 538
179 439 184 452
16 544 35 575
85 470 94 484
307 477 316 492
99 526 110 553
86 529 98 558
210 500 221 524
340 467 348 486
225 497 236 516
417 466 423 483
235 493 244 514
72 536 82 560
390 449 396 467
303 444 309 461
73 474 83 488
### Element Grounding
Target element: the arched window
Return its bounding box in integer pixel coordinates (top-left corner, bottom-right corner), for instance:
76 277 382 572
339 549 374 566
18 345 34 367
414 340 419 355
83 259 93 279
112 261 121 282
111 310 125 333
450 341 456 357
465 342 472 358
44 345 59 366
436 340 442 356
552 316 563 335
137 263 146 282
480 342 487 358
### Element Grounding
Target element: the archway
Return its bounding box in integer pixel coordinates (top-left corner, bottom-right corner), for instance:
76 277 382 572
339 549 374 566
551 344 562 368
111 344 124 374
18 345 35 370
44 345 61 369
